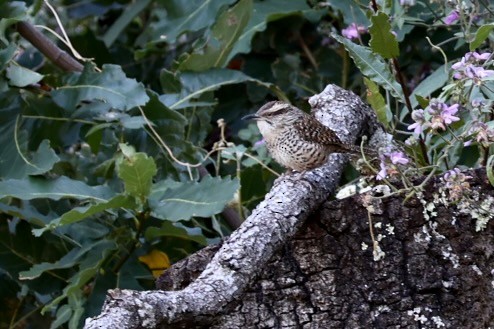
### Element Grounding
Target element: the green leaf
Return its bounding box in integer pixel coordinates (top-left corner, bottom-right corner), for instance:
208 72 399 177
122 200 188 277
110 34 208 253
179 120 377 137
150 176 239 221
470 23 494 51
137 0 237 45
116 144 157 201
102 0 152 47
415 95 430 109
50 304 72 329
0 43 16 70
19 240 113 280
369 12 399 59
227 0 312 61
160 69 182 93
179 0 252 71
0 176 114 201
68 296 85 329
409 63 450 110
51 63 149 112
327 1 369 27
333 33 404 103
0 1 28 44
364 77 390 127
6 64 44 87
145 221 207 245
142 91 192 153
161 69 285 109
0 93 60 179
32 195 135 236
40 240 118 314
487 154 494 187
0 126 60 179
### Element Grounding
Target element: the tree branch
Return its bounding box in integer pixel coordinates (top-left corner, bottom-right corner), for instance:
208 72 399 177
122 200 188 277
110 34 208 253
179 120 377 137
15 21 83 72
84 85 386 328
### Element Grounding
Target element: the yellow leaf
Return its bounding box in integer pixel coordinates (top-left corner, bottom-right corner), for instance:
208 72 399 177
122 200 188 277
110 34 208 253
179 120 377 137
138 249 170 278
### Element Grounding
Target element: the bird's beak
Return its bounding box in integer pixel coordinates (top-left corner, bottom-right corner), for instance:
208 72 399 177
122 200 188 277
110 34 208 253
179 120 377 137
242 113 260 121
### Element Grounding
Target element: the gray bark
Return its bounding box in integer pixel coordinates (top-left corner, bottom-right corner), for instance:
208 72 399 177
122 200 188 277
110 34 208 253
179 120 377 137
84 85 429 328
158 168 494 328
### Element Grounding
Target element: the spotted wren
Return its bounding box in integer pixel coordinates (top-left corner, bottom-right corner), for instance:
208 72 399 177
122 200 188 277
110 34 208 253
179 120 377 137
242 101 368 171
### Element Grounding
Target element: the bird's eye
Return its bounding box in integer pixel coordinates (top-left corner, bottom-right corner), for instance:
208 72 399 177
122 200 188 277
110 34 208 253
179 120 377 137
269 108 286 116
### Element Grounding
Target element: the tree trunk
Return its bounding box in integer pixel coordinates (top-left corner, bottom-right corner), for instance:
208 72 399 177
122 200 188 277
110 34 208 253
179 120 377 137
85 85 494 328
156 168 494 328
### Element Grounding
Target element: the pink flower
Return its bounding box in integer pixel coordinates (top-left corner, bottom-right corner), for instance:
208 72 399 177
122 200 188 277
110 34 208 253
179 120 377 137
342 23 367 40
440 104 460 125
376 161 388 180
254 139 266 147
375 151 409 180
407 109 429 135
452 52 493 84
426 100 460 131
389 151 409 165
464 66 494 84
444 11 460 25
442 168 472 202
472 52 491 61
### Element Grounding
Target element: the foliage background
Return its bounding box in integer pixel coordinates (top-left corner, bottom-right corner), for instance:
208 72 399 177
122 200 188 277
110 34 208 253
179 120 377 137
0 0 492 328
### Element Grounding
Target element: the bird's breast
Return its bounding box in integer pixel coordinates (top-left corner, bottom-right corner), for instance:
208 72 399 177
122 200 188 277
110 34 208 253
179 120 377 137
266 130 329 171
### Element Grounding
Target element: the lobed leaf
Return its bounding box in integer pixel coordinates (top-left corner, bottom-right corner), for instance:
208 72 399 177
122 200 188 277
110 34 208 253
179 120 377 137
179 0 253 71
32 195 135 236
150 176 239 221
51 63 149 112
116 144 157 202
6 64 44 87
40 240 118 314
333 33 404 103
160 68 285 109
137 0 237 45
19 240 115 280
145 220 207 245
369 12 399 59
0 176 114 201
227 0 312 61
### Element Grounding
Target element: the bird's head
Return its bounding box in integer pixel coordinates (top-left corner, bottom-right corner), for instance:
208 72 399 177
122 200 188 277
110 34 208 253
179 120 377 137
242 101 303 138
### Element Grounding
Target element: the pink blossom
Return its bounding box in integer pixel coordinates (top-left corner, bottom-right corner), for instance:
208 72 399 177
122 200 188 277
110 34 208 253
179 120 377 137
342 23 367 40
389 151 409 165
375 151 409 180
464 66 494 83
376 162 387 180
426 100 460 131
472 52 491 61
407 109 429 135
440 103 460 125
444 11 460 25
254 139 266 147
452 52 493 83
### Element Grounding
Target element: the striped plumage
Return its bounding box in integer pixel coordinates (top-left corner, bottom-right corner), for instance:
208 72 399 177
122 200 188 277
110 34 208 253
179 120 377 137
243 101 364 171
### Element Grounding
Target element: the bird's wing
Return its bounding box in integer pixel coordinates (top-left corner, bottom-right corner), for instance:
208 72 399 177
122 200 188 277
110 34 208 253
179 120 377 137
293 115 343 146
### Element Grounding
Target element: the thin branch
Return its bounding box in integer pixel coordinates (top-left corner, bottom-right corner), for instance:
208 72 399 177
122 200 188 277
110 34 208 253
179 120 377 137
15 21 83 72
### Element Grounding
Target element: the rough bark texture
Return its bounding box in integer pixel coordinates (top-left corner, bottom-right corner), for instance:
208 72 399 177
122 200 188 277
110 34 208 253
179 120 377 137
86 85 494 328
85 85 386 328
158 169 494 328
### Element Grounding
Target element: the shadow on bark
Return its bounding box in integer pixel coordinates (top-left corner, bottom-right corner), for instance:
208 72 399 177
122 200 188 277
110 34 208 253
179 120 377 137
158 168 494 328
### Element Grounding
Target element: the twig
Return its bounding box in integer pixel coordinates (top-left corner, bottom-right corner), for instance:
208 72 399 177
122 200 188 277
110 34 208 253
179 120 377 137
15 21 83 72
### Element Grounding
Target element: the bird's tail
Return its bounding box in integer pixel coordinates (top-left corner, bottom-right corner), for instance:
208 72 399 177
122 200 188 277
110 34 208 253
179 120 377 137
342 143 379 159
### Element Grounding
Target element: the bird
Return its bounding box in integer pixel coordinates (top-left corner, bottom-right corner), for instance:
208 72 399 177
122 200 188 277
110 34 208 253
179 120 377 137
242 101 371 171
